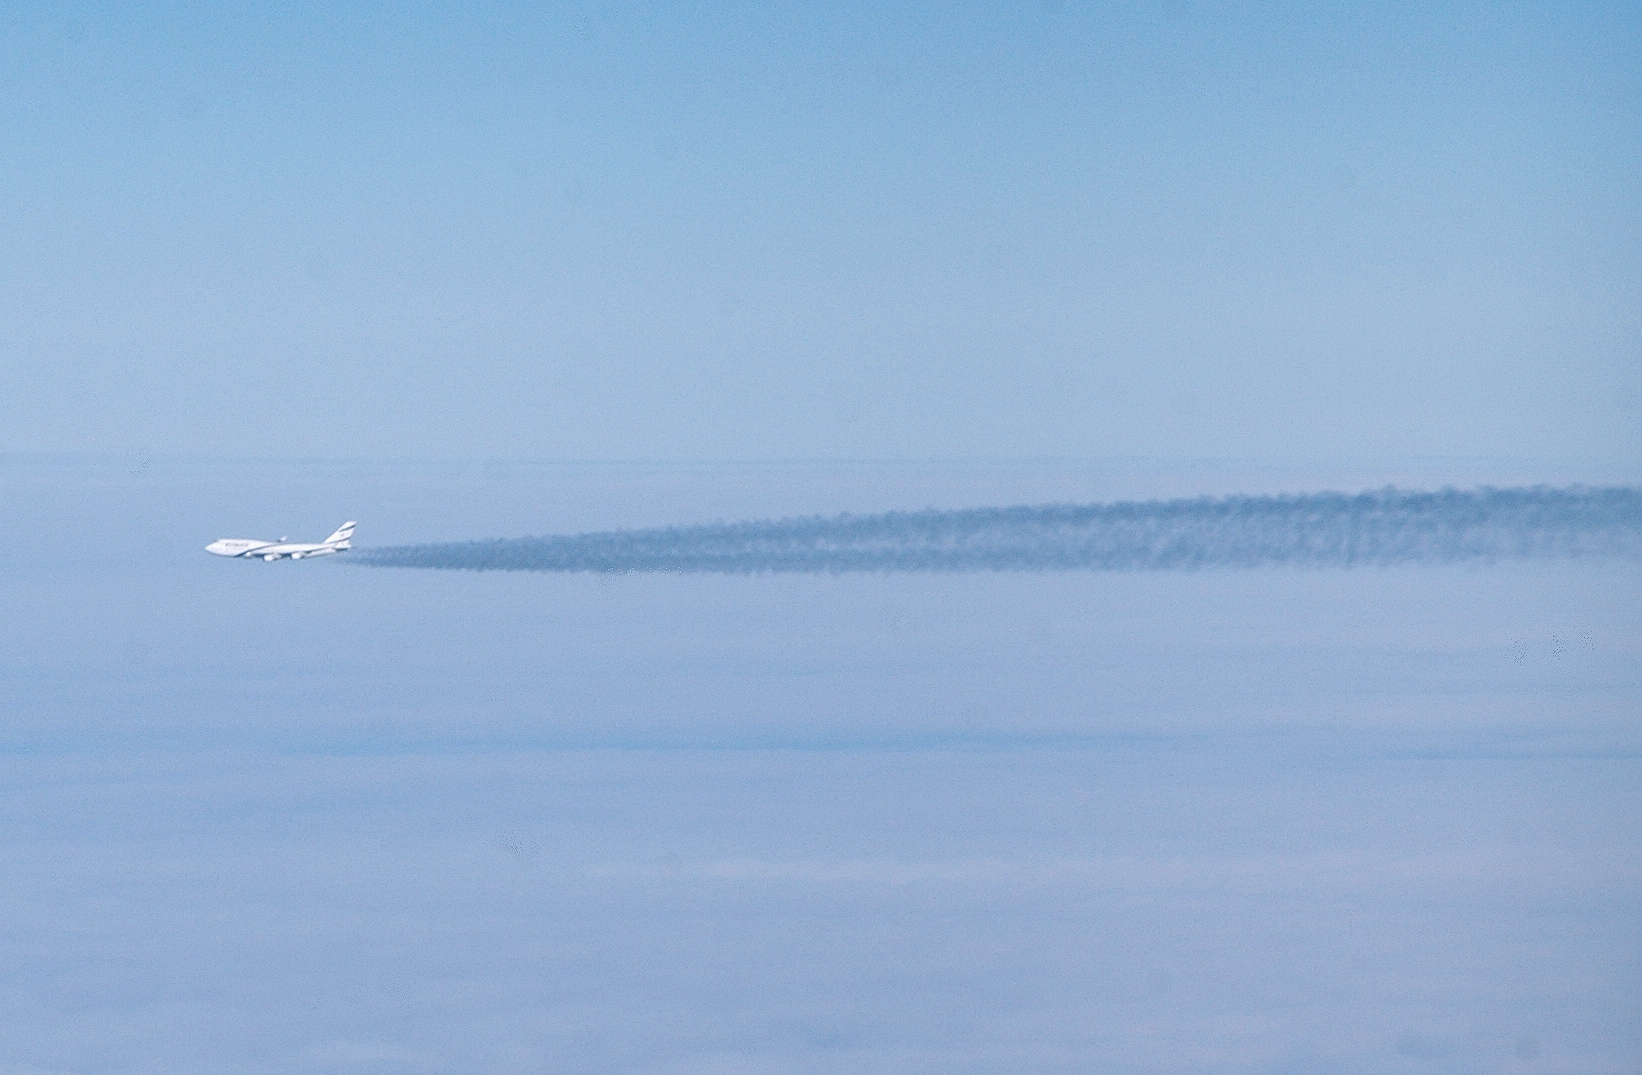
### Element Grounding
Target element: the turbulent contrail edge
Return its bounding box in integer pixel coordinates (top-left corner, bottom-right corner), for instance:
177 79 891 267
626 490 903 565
354 485 1642 574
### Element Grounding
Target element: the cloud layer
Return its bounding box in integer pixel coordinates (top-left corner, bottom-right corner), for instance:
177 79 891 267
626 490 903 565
356 485 1642 574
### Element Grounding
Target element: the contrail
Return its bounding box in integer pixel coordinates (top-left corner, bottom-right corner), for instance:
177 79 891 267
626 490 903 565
355 485 1642 574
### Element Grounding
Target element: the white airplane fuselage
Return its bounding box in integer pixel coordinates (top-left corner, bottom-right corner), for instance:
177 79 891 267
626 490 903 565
207 522 354 562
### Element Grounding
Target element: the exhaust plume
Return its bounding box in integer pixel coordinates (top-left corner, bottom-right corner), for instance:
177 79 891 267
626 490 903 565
355 485 1642 575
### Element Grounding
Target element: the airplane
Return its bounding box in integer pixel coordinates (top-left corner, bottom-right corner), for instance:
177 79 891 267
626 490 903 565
206 521 355 561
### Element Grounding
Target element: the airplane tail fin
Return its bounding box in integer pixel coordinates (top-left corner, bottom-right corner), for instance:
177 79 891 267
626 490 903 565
324 521 356 548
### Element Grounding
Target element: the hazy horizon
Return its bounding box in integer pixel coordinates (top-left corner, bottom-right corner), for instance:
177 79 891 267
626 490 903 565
4 2 1637 1072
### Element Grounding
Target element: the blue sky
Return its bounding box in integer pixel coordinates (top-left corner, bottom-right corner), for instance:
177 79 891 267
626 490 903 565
4 1 1637 461
2 11 1640 1067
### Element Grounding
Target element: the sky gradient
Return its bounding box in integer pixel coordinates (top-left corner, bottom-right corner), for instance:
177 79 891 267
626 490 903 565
3 6 1638 1073
4 1 1638 462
